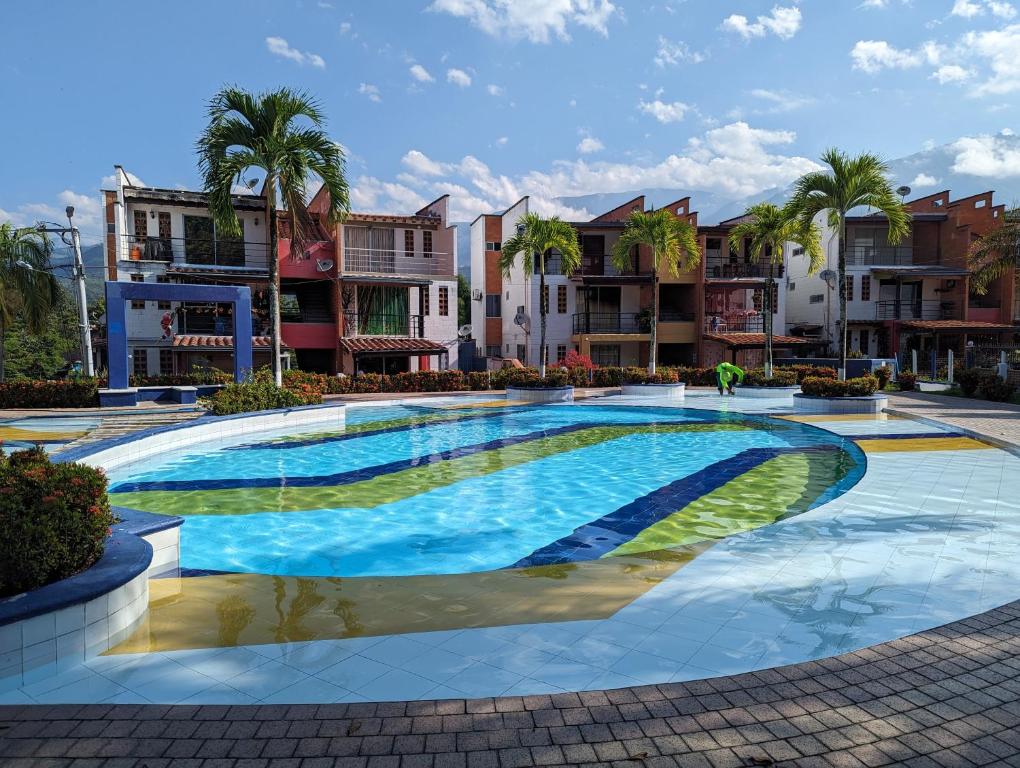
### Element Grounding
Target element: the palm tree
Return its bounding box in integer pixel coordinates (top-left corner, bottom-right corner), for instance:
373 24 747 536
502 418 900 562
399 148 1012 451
0 224 59 381
197 87 350 386
727 202 824 377
500 213 581 377
967 208 1020 296
788 149 909 378
611 208 700 374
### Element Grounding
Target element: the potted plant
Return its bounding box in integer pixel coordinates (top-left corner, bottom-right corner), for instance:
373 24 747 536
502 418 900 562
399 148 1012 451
505 368 575 403
794 374 887 413
733 368 800 398
620 366 685 399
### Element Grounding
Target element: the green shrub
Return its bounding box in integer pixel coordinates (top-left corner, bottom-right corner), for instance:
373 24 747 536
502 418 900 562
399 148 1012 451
0 378 100 408
592 367 626 387
383 370 465 393
779 365 837 383
0 447 114 598
621 367 679 385
742 369 797 387
800 375 879 397
874 365 893 390
979 377 1016 402
956 368 992 397
206 368 322 415
897 371 917 391
465 371 492 391
130 370 232 387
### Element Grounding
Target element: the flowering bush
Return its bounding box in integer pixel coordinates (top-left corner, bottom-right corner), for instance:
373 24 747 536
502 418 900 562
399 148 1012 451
979 377 1015 402
801 375 879 397
206 368 322 415
874 365 893 390
742 369 797 387
780 365 837 383
621 367 680 384
130 371 232 387
897 371 917 391
0 378 100 408
0 447 114 597
557 351 596 370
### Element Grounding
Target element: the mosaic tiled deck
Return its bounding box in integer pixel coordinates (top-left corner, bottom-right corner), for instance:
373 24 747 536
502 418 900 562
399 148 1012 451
1 391 1015 708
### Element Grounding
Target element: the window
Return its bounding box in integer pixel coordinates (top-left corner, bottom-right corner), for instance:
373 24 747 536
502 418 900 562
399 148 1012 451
792 246 805 256
133 210 147 241
541 285 549 314
423 230 433 257
845 275 854 302
404 229 415 256
789 282 796 291
861 274 871 302
485 344 500 358
438 285 449 316
590 344 621 367
485 294 501 318
858 329 870 355
771 283 779 314
422 288 430 316
810 294 824 304
183 215 215 264
557 285 567 314
485 241 501 251
132 348 148 377
130 274 145 310
159 348 173 375
158 212 171 239
156 275 171 310
280 293 302 322
556 344 567 363
516 344 526 363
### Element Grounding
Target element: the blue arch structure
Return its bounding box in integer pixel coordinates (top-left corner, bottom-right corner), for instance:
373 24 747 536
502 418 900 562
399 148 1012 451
105 281 254 390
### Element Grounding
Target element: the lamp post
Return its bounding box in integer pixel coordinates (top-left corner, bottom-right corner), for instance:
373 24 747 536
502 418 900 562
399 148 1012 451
36 206 94 377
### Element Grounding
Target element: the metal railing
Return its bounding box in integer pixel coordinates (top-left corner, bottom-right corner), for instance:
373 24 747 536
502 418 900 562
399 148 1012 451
572 312 647 334
703 315 764 333
845 245 917 266
342 311 424 337
704 257 779 280
119 234 269 271
542 253 648 277
342 247 448 276
875 300 957 320
658 310 696 322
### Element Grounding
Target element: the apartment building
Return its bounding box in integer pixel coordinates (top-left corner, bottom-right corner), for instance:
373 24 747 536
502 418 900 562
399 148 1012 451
786 189 1015 359
102 166 458 377
470 195 801 369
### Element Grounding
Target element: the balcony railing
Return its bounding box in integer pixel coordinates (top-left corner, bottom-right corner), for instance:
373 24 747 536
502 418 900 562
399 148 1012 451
342 247 447 276
704 315 764 334
118 234 269 271
545 254 648 278
342 311 424 337
658 310 696 322
875 300 957 321
572 312 648 334
704 256 779 280
846 245 917 266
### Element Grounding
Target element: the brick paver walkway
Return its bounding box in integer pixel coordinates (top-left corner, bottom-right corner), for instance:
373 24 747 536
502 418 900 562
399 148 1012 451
886 392 1020 451
3 599 1020 767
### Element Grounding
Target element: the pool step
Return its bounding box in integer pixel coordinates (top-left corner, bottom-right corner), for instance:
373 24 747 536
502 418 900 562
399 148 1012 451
56 411 205 454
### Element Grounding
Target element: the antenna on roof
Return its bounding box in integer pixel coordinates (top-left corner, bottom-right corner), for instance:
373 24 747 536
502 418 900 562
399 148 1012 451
896 185 911 202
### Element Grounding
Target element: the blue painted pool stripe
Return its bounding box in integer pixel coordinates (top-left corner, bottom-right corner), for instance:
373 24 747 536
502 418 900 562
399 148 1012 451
511 445 846 568
843 431 966 441
109 420 706 494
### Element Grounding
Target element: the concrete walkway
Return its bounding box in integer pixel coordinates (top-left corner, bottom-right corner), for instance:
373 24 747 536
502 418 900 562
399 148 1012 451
886 392 1020 450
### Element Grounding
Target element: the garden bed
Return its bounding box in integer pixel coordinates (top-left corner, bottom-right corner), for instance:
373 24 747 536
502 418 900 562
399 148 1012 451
506 385 574 403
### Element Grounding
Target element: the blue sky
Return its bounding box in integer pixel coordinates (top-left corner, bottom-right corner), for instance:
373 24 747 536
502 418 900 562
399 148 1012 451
2 0 1019 242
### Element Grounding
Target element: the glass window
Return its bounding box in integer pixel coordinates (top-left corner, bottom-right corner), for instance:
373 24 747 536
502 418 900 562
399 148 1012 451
485 344 500 358
485 294 501 318
556 344 567 363
132 348 148 377
845 275 854 302
861 275 871 301
810 294 824 304
590 344 621 367
516 344 526 363
133 210 147 240
859 329 870 355
485 241 501 251
439 286 449 316
159 348 173 375
557 285 567 314
280 293 302 322
423 287 430 316
423 230 433 257
404 229 414 256
183 215 215 264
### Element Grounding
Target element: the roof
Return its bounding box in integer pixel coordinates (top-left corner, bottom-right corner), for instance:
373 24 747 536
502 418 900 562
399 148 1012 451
172 335 275 349
900 320 1016 332
122 186 265 212
869 266 970 277
339 337 448 355
703 332 811 348
345 213 440 227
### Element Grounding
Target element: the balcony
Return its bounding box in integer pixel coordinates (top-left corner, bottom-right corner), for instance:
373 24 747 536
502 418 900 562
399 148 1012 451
572 312 648 334
118 234 269 272
342 311 425 337
704 315 764 334
546 254 648 279
875 300 958 321
658 310 696 322
704 255 778 280
342 247 448 276
846 246 916 266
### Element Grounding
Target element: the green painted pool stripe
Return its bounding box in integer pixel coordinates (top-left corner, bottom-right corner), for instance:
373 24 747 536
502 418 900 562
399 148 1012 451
110 422 752 517
606 450 852 557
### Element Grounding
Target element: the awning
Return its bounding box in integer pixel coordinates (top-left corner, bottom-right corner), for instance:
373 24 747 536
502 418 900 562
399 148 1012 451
339 337 447 356
869 266 970 278
172 335 277 350
703 332 811 349
340 275 433 286
900 320 1016 332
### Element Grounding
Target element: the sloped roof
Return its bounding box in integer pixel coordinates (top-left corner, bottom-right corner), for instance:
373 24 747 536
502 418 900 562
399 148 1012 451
172 335 276 349
339 337 447 355
703 332 811 348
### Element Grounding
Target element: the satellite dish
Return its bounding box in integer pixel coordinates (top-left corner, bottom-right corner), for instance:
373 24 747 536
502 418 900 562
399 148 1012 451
513 310 530 332
245 178 260 191
315 258 334 272
819 269 837 288
458 324 473 339
896 185 911 199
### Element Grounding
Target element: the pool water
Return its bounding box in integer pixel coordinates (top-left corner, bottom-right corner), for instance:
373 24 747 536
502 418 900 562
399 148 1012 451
108 404 864 578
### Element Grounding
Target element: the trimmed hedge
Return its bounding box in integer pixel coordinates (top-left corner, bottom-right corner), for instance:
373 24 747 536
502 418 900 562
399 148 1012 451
206 368 322 415
979 377 1016 402
898 371 917 391
742 369 797 387
0 378 100 409
130 371 232 387
801 375 880 398
621 367 680 385
957 368 992 397
0 447 114 598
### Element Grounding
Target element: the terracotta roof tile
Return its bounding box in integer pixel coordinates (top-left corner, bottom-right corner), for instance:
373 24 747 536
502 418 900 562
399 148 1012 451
901 320 1015 331
703 332 810 347
172 335 274 349
339 337 447 355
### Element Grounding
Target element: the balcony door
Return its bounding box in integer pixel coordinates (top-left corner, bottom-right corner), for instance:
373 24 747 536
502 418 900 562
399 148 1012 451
357 285 408 335
582 235 605 275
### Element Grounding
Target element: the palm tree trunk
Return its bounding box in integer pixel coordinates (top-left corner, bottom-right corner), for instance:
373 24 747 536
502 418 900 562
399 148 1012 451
538 258 547 378
649 264 658 375
0 318 6 383
765 262 774 378
837 212 847 381
266 177 283 387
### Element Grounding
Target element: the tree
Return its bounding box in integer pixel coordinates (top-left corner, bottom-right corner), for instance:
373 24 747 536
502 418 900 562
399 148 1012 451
611 209 700 374
500 214 581 377
197 87 350 386
457 273 470 328
788 149 909 378
0 224 60 381
727 203 824 377
967 208 1020 296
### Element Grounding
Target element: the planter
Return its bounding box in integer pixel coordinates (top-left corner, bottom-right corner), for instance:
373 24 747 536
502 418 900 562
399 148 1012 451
793 392 889 414
917 381 952 393
506 386 574 403
621 383 685 400
734 385 800 399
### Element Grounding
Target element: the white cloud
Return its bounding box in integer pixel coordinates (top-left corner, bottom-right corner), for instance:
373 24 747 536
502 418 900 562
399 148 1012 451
932 63 972 83
577 136 604 154
486 84 504 96
339 21 352 34
952 0 1016 18
402 150 449 176
962 24 1020 95
654 36 705 67
358 83 382 102
446 67 472 87
909 172 939 187
749 88 815 113
265 36 326 68
427 0 617 43
850 40 931 72
409 64 434 82
721 5 801 41
496 136 509 145
638 99 691 123
1 189 104 242
951 132 1020 176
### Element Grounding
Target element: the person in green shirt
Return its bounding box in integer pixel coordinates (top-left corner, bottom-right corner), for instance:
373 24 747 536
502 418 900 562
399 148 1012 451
715 361 744 396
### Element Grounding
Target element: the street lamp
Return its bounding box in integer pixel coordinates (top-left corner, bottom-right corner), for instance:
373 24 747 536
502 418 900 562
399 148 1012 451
35 207 95 377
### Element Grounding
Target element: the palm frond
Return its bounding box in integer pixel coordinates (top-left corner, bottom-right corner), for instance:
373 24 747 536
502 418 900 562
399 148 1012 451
969 222 1020 294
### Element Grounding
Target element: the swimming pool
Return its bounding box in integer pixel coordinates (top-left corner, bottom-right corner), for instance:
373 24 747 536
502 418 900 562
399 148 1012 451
108 403 865 579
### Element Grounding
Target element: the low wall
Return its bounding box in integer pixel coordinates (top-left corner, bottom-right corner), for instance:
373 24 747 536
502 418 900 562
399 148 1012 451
620 383 685 400
793 393 889 414
734 386 800 399
506 386 574 403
